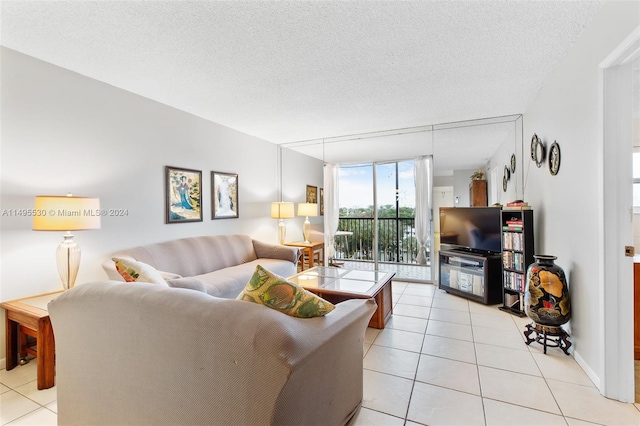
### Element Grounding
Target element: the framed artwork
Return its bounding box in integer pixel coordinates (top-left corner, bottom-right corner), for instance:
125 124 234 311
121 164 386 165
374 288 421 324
165 166 202 224
320 188 324 216
306 185 318 204
212 171 239 219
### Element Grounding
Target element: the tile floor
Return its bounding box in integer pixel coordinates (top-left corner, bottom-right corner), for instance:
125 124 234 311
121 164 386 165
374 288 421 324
1 281 639 425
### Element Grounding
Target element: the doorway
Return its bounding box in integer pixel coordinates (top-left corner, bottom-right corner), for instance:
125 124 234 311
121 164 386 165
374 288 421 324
631 56 640 403
600 27 640 402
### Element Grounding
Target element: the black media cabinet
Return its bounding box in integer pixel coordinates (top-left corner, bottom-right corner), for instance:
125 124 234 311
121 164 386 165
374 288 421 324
438 249 503 305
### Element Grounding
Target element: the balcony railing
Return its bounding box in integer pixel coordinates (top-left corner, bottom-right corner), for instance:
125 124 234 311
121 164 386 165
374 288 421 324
334 217 424 264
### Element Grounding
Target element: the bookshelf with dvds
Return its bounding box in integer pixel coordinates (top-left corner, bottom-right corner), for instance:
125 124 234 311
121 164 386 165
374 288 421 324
439 249 502 305
499 208 534 316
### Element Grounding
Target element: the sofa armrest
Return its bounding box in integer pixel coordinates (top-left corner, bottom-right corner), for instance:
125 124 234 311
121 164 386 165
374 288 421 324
252 239 300 263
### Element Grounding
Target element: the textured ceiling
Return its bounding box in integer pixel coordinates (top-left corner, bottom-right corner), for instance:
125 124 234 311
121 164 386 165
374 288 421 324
1 1 602 172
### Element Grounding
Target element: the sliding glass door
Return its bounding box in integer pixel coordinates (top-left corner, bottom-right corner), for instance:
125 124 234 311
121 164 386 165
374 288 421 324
337 159 430 282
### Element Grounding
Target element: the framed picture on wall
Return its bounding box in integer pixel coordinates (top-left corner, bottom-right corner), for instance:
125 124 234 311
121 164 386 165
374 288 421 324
306 185 318 204
320 188 324 215
165 166 203 224
212 171 239 219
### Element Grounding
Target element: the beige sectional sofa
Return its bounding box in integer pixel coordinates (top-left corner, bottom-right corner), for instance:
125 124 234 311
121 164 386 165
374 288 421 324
103 234 300 298
49 281 377 425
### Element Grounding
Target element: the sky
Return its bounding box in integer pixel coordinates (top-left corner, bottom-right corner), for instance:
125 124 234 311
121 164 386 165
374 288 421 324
339 161 416 209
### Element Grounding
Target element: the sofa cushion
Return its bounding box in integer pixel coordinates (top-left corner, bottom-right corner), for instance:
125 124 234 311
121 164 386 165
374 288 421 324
166 277 207 293
237 265 335 318
193 258 298 299
112 235 259 278
112 258 168 286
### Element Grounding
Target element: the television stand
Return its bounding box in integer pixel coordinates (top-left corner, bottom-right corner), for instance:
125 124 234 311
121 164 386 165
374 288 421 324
438 249 502 305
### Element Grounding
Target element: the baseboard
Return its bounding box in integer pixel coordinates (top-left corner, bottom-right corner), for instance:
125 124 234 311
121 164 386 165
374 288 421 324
574 349 600 390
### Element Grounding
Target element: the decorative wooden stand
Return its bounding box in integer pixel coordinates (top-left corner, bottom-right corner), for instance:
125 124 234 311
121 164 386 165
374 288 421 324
524 322 571 355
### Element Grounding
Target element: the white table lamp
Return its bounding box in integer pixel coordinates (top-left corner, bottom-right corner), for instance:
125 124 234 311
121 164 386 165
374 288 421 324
297 203 318 243
270 202 294 245
33 194 101 290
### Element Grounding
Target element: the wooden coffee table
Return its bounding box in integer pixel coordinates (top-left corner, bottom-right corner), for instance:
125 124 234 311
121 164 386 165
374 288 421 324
288 266 394 329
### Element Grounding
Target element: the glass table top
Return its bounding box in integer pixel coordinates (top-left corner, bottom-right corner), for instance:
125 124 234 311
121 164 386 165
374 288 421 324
290 266 395 296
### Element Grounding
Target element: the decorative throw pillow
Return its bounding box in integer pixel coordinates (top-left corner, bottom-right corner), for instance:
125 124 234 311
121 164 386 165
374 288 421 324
112 257 168 286
237 265 335 318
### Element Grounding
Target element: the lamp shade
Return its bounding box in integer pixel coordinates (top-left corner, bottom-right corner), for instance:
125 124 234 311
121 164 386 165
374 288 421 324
33 196 101 231
297 203 318 217
270 202 294 219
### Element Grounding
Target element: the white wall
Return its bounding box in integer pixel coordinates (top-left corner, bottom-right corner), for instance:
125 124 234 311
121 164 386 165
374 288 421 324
521 1 639 388
452 169 477 206
487 118 523 205
0 48 322 359
281 146 325 242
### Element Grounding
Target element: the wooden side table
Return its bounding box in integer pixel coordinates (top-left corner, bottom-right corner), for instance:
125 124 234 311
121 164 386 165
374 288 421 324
284 241 324 270
1 291 62 389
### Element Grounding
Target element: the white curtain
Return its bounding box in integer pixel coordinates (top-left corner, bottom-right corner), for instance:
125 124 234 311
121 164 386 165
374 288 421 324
323 163 340 260
414 156 433 264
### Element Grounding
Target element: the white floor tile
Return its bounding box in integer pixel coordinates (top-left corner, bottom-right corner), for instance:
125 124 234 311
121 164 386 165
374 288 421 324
471 312 522 331
45 401 57 414
0 391 41 425
392 303 430 319
0 364 38 389
532 352 595 387
478 366 561 415
396 294 432 307
362 370 413 419
348 407 405 426
415 354 480 395
427 319 473 341
372 328 424 353
564 417 605 425
385 315 428 334
5 407 57 426
0 384 10 394
391 282 408 291
431 295 470 311
407 381 485 426
363 343 372 357
473 324 528 350
364 328 380 344
547 379 640 425
469 302 503 316
483 398 567 425
13 382 57 407
430 307 472 325
475 343 541 376
421 334 477 364
363 345 420 379
403 284 436 297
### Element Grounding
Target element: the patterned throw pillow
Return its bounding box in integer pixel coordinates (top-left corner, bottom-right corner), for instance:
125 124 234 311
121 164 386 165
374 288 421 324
112 257 168 286
237 265 335 318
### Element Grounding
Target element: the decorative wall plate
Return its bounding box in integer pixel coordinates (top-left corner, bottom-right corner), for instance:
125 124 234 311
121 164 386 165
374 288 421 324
534 139 546 168
503 176 508 192
531 134 539 160
510 154 516 173
504 165 511 182
549 141 561 175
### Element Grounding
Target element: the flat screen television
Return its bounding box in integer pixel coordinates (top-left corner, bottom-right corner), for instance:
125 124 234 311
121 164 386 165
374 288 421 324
439 207 502 255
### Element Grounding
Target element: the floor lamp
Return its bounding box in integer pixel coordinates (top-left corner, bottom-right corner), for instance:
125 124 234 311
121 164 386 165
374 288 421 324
33 194 101 290
271 201 294 245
